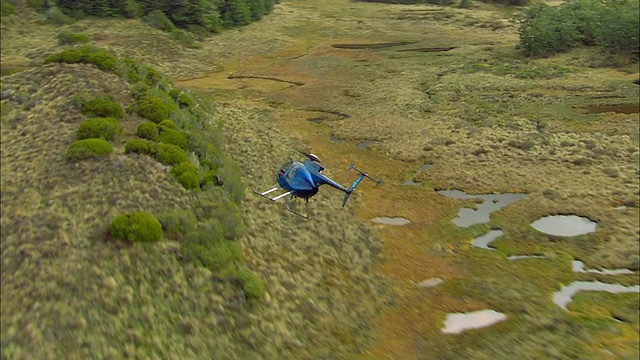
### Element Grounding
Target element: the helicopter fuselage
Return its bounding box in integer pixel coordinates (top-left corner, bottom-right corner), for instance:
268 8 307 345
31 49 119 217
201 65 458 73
276 160 348 199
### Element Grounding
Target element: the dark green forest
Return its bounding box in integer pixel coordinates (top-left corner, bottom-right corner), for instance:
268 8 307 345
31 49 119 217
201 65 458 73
19 0 279 33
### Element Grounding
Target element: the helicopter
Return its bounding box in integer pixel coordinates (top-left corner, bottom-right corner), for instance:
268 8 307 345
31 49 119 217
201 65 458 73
253 150 382 219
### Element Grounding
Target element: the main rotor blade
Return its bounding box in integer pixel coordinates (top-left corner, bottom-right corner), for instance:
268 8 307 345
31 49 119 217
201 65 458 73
295 148 321 163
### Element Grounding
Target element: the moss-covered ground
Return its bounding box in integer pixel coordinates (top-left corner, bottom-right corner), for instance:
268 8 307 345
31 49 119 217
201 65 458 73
2 0 638 359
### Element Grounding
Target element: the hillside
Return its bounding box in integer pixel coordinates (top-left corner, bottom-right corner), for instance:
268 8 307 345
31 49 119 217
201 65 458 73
2 0 639 359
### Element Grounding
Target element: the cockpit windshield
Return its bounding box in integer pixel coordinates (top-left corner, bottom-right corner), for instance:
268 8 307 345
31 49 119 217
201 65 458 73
276 161 294 182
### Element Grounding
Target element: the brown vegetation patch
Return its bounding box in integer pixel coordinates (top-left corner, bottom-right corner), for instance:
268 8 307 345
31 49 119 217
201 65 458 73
331 41 419 49
581 103 639 114
397 46 457 52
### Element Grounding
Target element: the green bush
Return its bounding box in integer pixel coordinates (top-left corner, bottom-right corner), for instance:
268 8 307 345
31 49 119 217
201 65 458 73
136 121 160 140
66 138 112 160
156 209 198 239
158 127 189 149
26 0 45 9
236 267 265 299
47 6 69 25
177 171 200 190
200 169 220 188
194 188 247 239
181 219 242 272
57 31 90 45
135 95 172 123
125 138 187 165
518 0 639 59
459 0 473 8
110 212 162 243
159 119 179 130
125 138 155 155
169 89 195 108
169 29 200 48
170 161 198 177
157 143 187 165
44 46 117 71
81 95 124 119
1 1 16 16
77 117 122 140
144 9 176 32
597 0 639 58
85 51 117 70
171 161 200 190
121 0 142 18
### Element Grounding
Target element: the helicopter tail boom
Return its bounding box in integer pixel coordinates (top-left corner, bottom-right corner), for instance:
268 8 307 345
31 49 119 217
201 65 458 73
341 164 382 207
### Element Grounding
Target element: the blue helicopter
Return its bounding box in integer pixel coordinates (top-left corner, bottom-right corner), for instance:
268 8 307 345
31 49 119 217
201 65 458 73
253 150 382 219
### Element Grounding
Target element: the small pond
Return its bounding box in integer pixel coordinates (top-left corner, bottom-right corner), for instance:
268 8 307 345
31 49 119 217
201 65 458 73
530 215 597 237
572 260 634 275
441 309 507 334
508 255 545 261
402 180 421 186
371 217 411 226
437 190 525 228
552 281 640 310
472 230 503 250
357 140 378 150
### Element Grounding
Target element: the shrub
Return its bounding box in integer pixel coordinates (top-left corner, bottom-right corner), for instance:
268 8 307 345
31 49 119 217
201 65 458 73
194 188 247 239
159 119 179 130
135 95 172 123
459 0 473 8
81 95 124 119
77 117 122 140
171 161 200 190
169 89 195 108
170 161 198 177
125 138 155 155
85 51 117 70
66 138 112 160
44 46 117 71
1 2 16 16
235 267 265 299
125 139 187 165
200 169 220 188
169 29 200 48
158 127 189 150
177 171 200 190
57 31 90 45
26 0 45 9
47 6 69 25
156 209 198 239
136 121 160 140
144 10 176 32
110 212 162 243
518 0 639 59
156 143 187 165
121 0 141 18
596 0 639 58
181 219 242 272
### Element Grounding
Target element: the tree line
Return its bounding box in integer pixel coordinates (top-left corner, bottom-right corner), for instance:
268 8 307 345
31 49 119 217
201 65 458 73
35 0 280 33
518 0 639 59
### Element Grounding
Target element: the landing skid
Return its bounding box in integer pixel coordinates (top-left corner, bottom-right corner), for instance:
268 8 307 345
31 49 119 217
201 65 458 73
253 187 310 220
284 197 310 220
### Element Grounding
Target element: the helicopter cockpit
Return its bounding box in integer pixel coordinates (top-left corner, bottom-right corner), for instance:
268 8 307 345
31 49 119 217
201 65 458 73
276 161 297 182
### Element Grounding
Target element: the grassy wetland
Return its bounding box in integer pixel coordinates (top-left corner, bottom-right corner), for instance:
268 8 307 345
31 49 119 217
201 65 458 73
2 0 639 359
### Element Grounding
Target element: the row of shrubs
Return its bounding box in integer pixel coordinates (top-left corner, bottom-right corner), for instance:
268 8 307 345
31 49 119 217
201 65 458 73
46 46 262 298
65 94 125 160
518 0 639 58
